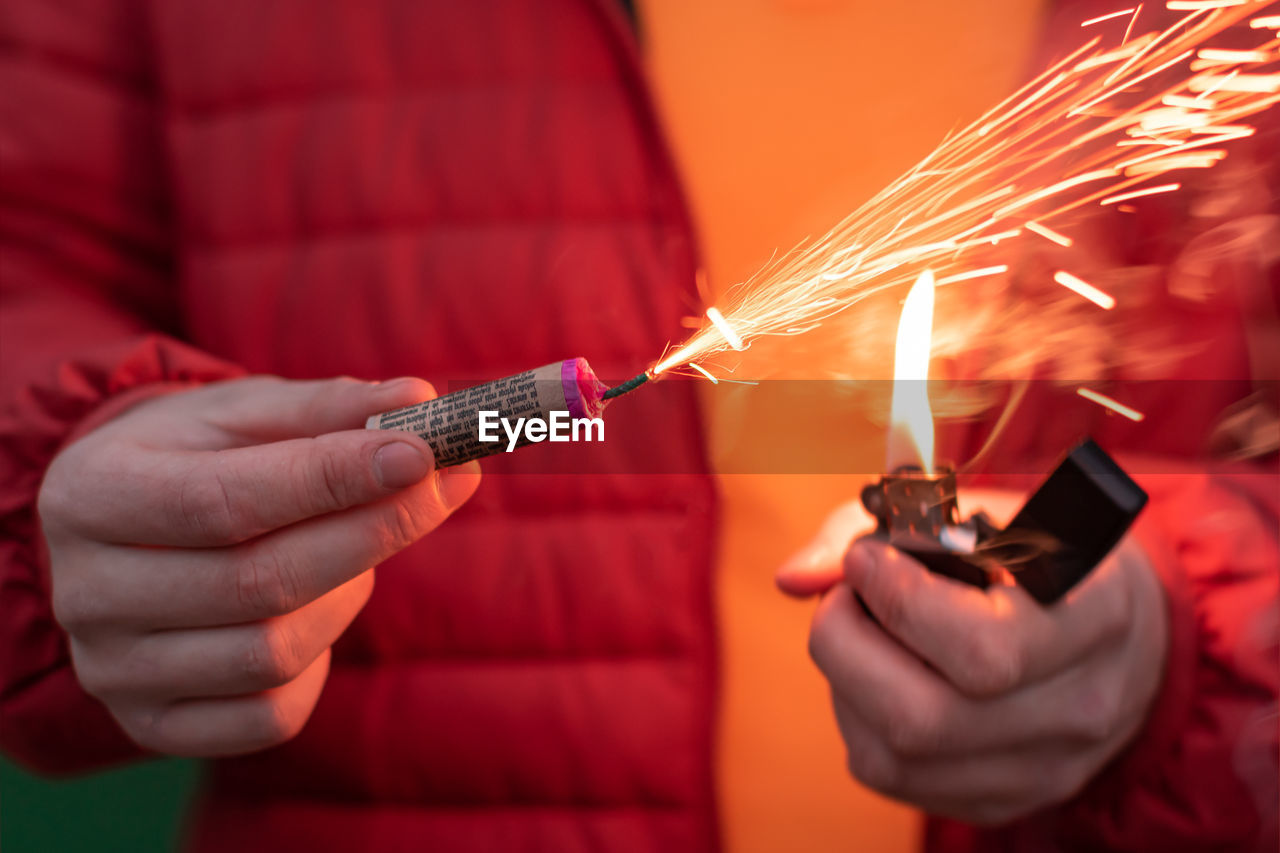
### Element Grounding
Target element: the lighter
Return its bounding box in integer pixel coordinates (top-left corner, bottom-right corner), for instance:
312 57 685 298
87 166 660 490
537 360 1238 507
859 437 1148 605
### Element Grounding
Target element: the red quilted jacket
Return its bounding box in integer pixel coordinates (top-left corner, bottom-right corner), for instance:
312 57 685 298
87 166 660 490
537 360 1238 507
0 1 718 851
1 1 1276 852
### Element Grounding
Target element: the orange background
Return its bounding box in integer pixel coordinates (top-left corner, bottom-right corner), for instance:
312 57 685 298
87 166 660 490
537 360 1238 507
640 2 1046 851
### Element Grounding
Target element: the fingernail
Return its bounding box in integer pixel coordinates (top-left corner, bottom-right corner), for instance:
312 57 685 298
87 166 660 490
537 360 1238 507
374 441 434 489
787 545 828 573
378 377 435 401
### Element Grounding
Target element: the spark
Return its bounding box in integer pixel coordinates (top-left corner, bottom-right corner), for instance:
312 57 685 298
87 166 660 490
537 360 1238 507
648 2 1280 379
1077 38 1154 71
994 170 1117 218
1167 0 1248 8
1077 387 1147 420
1083 8 1139 26
1117 136 1183 144
1104 11 1198 88
1189 71 1280 91
1026 221 1076 246
1099 182 1181 203
1194 123 1256 136
1138 107 1212 129
688 363 719 384
951 229 1022 251
1195 67 1240 99
1124 150 1227 174
936 265 1010 285
1162 93 1209 106
1054 271 1118 308
979 45 1098 136
1197 47 1274 60
1124 4 1145 42
1075 49 1195 114
705 307 745 351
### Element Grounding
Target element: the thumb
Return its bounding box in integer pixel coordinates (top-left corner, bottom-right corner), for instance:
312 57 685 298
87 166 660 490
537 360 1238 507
776 500 876 598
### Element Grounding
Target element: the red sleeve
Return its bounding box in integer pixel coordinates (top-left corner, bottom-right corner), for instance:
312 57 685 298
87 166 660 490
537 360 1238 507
928 461 1279 853
1017 85 1280 852
1061 462 1279 850
0 2 243 773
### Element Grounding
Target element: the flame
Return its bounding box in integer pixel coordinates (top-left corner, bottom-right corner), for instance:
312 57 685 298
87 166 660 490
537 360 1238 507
887 270 936 472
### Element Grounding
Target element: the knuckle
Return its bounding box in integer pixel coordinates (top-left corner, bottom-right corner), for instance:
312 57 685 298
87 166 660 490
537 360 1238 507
1072 681 1123 742
1033 765 1080 808
67 637 160 706
178 469 241 544
865 571 916 637
50 579 99 634
885 702 942 757
69 654 119 702
1097 577 1134 641
381 500 423 552
958 625 1024 697
871 578 911 637
350 569 376 607
1049 761 1095 804
807 609 840 675
36 462 77 528
298 378 353 424
252 696 306 748
845 741 900 793
234 545 304 616
114 705 168 753
242 622 305 688
965 800 1028 827
297 445 355 515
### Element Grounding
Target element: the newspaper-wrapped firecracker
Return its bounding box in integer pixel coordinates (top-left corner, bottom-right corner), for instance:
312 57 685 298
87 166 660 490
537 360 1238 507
366 358 608 468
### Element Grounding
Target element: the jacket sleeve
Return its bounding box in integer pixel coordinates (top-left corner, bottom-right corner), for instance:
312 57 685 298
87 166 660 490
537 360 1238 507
1060 461 1279 850
0 2 243 773
1043 92 1280 852
926 458 1279 853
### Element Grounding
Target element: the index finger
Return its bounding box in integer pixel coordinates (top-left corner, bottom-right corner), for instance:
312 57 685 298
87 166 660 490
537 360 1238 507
845 538 1133 697
59 429 436 547
776 500 876 597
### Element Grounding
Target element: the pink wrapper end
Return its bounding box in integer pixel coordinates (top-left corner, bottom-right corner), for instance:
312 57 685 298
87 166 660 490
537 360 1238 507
562 357 608 419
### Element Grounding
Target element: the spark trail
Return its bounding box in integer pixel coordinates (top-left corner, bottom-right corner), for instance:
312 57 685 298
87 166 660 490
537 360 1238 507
651 0 1280 378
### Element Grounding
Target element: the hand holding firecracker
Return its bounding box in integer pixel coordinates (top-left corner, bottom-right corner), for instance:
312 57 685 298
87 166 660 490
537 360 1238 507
38 376 479 756
776 493 1168 825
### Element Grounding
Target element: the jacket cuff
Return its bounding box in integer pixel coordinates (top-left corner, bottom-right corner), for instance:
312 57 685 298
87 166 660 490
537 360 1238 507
61 381 197 447
0 334 245 775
